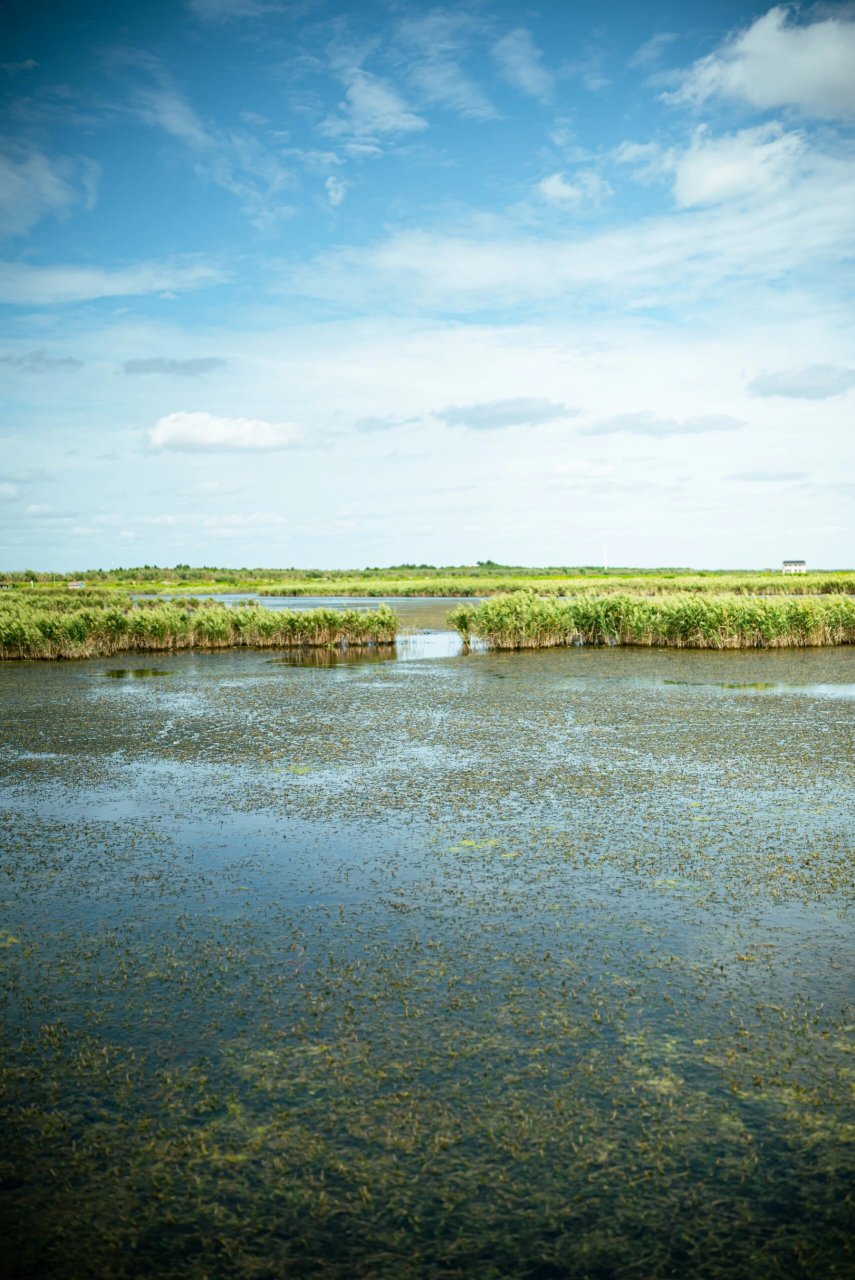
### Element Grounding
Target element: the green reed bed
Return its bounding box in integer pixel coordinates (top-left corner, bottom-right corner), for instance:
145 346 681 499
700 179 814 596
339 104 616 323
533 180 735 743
450 591 855 650
0 596 397 660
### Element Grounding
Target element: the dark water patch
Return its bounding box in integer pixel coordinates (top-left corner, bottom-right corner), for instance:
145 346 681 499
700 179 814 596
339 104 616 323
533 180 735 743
104 668 173 679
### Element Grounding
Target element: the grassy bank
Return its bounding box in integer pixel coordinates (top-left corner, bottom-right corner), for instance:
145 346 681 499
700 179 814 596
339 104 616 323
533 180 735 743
449 592 855 650
4 564 854 598
0 595 397 660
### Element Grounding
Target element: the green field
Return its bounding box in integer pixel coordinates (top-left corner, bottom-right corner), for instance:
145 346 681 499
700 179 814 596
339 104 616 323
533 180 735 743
2 563 854 598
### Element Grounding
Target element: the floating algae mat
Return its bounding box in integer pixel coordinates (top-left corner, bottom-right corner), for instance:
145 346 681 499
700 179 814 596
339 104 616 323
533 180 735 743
0 645 853 1278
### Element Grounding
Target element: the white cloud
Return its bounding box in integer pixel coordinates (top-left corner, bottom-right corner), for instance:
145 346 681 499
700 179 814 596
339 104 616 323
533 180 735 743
585 411 744 437
671 123 805 208
492 29 553 102
148 411 304 451
290 146 855 311
0 482 18 500
749 365 855 399
0 143 99 238
0 259 223 305
615 123 807 209
668 6 855 119
538 170 612 206
132 81 212 150
397 12 497 121
436 398 577 430
628 33 678 69
321 71 427 142
325 175 348 207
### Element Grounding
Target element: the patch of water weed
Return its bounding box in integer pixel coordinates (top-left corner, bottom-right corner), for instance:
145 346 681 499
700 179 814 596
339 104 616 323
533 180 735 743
104 668 173 679
0 644 853 1277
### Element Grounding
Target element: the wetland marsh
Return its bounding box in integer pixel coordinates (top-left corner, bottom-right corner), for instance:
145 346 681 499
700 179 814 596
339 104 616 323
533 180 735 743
0 605 853 1278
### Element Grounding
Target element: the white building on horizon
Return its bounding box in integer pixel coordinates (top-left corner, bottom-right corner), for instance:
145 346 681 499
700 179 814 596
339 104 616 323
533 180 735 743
782 560 807 575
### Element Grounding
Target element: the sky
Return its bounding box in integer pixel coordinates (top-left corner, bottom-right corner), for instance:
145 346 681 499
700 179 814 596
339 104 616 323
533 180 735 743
1 0 854 570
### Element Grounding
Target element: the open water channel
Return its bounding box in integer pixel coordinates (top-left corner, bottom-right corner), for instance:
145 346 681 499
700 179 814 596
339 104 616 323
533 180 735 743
1 599 853 1278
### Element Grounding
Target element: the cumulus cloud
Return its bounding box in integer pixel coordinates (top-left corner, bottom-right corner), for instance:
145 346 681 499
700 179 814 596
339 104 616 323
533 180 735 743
0 348 83 372
670 123 805 208
492 29 553 102
585 411 744 437
749 365 855 399
0 259 223 305
615 123 806 208
436 398 577 430
122 357 226 377
325 175 348 207
0 143 99 238
538 170 612 206
667 6 855 119
148 411 304 451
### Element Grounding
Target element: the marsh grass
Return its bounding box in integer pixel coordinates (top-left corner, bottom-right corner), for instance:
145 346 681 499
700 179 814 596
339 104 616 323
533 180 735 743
0 595 397 660
450 591 855 650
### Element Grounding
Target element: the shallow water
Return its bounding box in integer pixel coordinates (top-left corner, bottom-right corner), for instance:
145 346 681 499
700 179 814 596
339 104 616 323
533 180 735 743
1 642 853 1278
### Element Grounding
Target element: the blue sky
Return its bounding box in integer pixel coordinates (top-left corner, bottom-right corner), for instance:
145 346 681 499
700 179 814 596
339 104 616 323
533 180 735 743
1 0 853 570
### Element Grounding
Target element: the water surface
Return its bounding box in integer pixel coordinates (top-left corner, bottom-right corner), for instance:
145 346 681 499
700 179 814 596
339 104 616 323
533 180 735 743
1 643 853 1278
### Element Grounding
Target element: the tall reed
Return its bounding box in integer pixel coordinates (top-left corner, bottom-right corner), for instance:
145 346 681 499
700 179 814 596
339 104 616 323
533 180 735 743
449 592 855 650
0 597 398 660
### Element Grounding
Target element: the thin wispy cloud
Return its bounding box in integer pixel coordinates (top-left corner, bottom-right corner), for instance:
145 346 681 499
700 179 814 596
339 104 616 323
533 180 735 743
0 258 224 305
585 412 744 437
396 11 497 121
749 365 855 399
320 70 428 144
0 142 99 238
436 399 577 430
0 349 83 372
122 357 226 377
628 33 678 70
727 469 807 481
492 28 553 102
120 52 297 229
186 0 277 21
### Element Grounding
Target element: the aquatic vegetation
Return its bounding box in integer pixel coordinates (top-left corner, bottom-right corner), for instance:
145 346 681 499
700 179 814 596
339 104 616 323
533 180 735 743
450 591 855 649
1 641 853 1277
0 594 398 659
